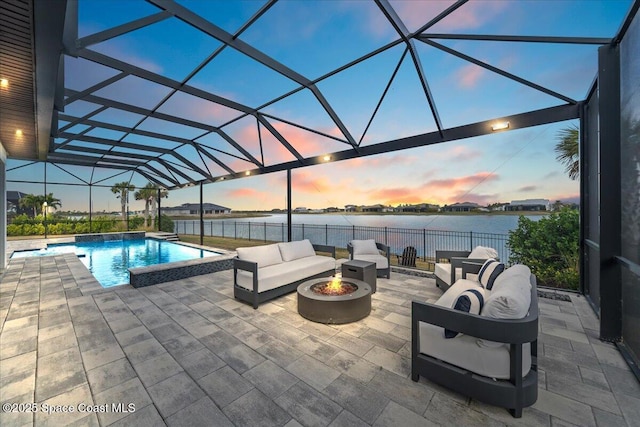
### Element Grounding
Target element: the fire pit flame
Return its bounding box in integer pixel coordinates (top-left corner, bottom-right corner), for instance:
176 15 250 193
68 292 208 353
310 278 358 296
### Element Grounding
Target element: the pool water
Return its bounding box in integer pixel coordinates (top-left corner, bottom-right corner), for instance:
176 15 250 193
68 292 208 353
11 239 220 287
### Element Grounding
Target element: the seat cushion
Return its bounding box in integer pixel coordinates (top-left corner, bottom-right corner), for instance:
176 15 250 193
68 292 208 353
351 240 380 255
353 254 388 269
236 244 282 268
236 255 335 293
278 239 315 262
419 321 531 379
434 263 462 286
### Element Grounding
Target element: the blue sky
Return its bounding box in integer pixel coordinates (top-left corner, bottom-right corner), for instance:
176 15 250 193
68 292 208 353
6 0 633 212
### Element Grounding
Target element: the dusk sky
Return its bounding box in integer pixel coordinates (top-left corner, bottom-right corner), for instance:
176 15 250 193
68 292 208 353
6 0 633 212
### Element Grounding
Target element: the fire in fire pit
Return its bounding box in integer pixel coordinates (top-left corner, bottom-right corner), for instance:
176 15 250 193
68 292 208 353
310 277 357 296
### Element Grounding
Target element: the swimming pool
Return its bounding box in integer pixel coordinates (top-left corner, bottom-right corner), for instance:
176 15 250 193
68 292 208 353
11 239 221 287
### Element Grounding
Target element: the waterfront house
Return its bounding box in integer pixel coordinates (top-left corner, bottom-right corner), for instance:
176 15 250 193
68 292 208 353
441 202 481 212
506 199 551 211
163 203 231 216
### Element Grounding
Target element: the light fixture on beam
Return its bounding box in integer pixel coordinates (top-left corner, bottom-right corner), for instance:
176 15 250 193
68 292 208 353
0 78 8 88
323 155 331 162
245 171 251 176
491 122 510 131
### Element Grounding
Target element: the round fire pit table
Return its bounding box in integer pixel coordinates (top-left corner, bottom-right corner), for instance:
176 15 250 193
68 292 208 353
297 277 371 324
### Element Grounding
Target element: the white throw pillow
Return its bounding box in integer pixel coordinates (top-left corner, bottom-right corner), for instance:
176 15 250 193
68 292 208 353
278 239 316 262
445 288 485 339
481 273 531 320
236 244 283 268
478 259 505 290
468 245 498 259
478 272 531 348
351 239 380 255
491 264 531 294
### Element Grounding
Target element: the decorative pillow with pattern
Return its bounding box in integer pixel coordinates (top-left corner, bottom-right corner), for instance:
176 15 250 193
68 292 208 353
444 288 485 339
478 259 505 290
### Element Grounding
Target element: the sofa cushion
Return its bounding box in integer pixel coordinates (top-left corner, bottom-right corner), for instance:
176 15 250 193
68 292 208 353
468 246 498 259
478 259 504 290
419 321 531 379
491 264 531 294
445 288 485 338
352 254 388 269
351 239 379 255
482 271 531 320
235 255 335 293
278 239 316 262
435 278 481 307
236 244 283 268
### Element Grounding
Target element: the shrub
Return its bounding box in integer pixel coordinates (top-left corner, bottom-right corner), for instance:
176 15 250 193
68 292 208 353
507 207 579 290
159 214 174 232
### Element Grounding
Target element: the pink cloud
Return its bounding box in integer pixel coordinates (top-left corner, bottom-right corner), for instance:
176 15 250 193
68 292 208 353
290 170 332 193
158 92 243 127
456 63 486 89
426 172 499 192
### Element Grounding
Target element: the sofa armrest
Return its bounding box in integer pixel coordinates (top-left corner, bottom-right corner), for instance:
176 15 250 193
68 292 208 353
376 242 391 263
233 257 259 294
411 293 538 345
435 250 471 263
462 261 484 278
313 244 336 258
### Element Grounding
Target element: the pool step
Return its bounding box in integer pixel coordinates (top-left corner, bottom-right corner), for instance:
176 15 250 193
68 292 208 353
153 232 180 242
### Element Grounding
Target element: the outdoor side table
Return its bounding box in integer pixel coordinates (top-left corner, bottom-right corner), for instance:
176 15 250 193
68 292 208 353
342 259 377 293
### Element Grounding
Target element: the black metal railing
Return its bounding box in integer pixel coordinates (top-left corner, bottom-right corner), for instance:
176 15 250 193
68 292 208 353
174 220 511 264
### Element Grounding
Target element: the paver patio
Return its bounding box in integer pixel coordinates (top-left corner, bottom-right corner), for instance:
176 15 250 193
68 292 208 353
1 251 639 426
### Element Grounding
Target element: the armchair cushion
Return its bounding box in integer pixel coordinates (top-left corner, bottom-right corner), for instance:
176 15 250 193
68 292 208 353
469 245 499 259
350 239 380 255
278 239 316 262
434 263 462 286
445 289 485 338
353 254 388 269
236 243 283 268
478 259 505 290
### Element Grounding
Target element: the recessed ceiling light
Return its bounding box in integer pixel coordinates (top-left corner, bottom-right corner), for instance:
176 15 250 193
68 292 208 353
16 129 23 136
491 122 510 131
245 171 250 176
0 78 8 88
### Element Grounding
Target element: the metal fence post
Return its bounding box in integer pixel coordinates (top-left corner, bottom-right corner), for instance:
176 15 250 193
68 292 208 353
470 231 473 251
222 221 225 237
281 223 284 242
325 224 328 244
384 227 388 246
352 225 355 240
248 222 251 240
423 229 426 261
234 221 237 239
264 222 267 242
302 224 305 239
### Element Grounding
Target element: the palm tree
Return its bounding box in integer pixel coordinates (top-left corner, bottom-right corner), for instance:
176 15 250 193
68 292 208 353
111 181 135 224
149 184 169 229
19 194 41 217
555 125 579 180
134 184 156 228
42 193 62 211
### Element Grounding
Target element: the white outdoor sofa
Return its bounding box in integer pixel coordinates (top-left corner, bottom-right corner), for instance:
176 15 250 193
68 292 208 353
234 239 336 309
412 261 538 418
